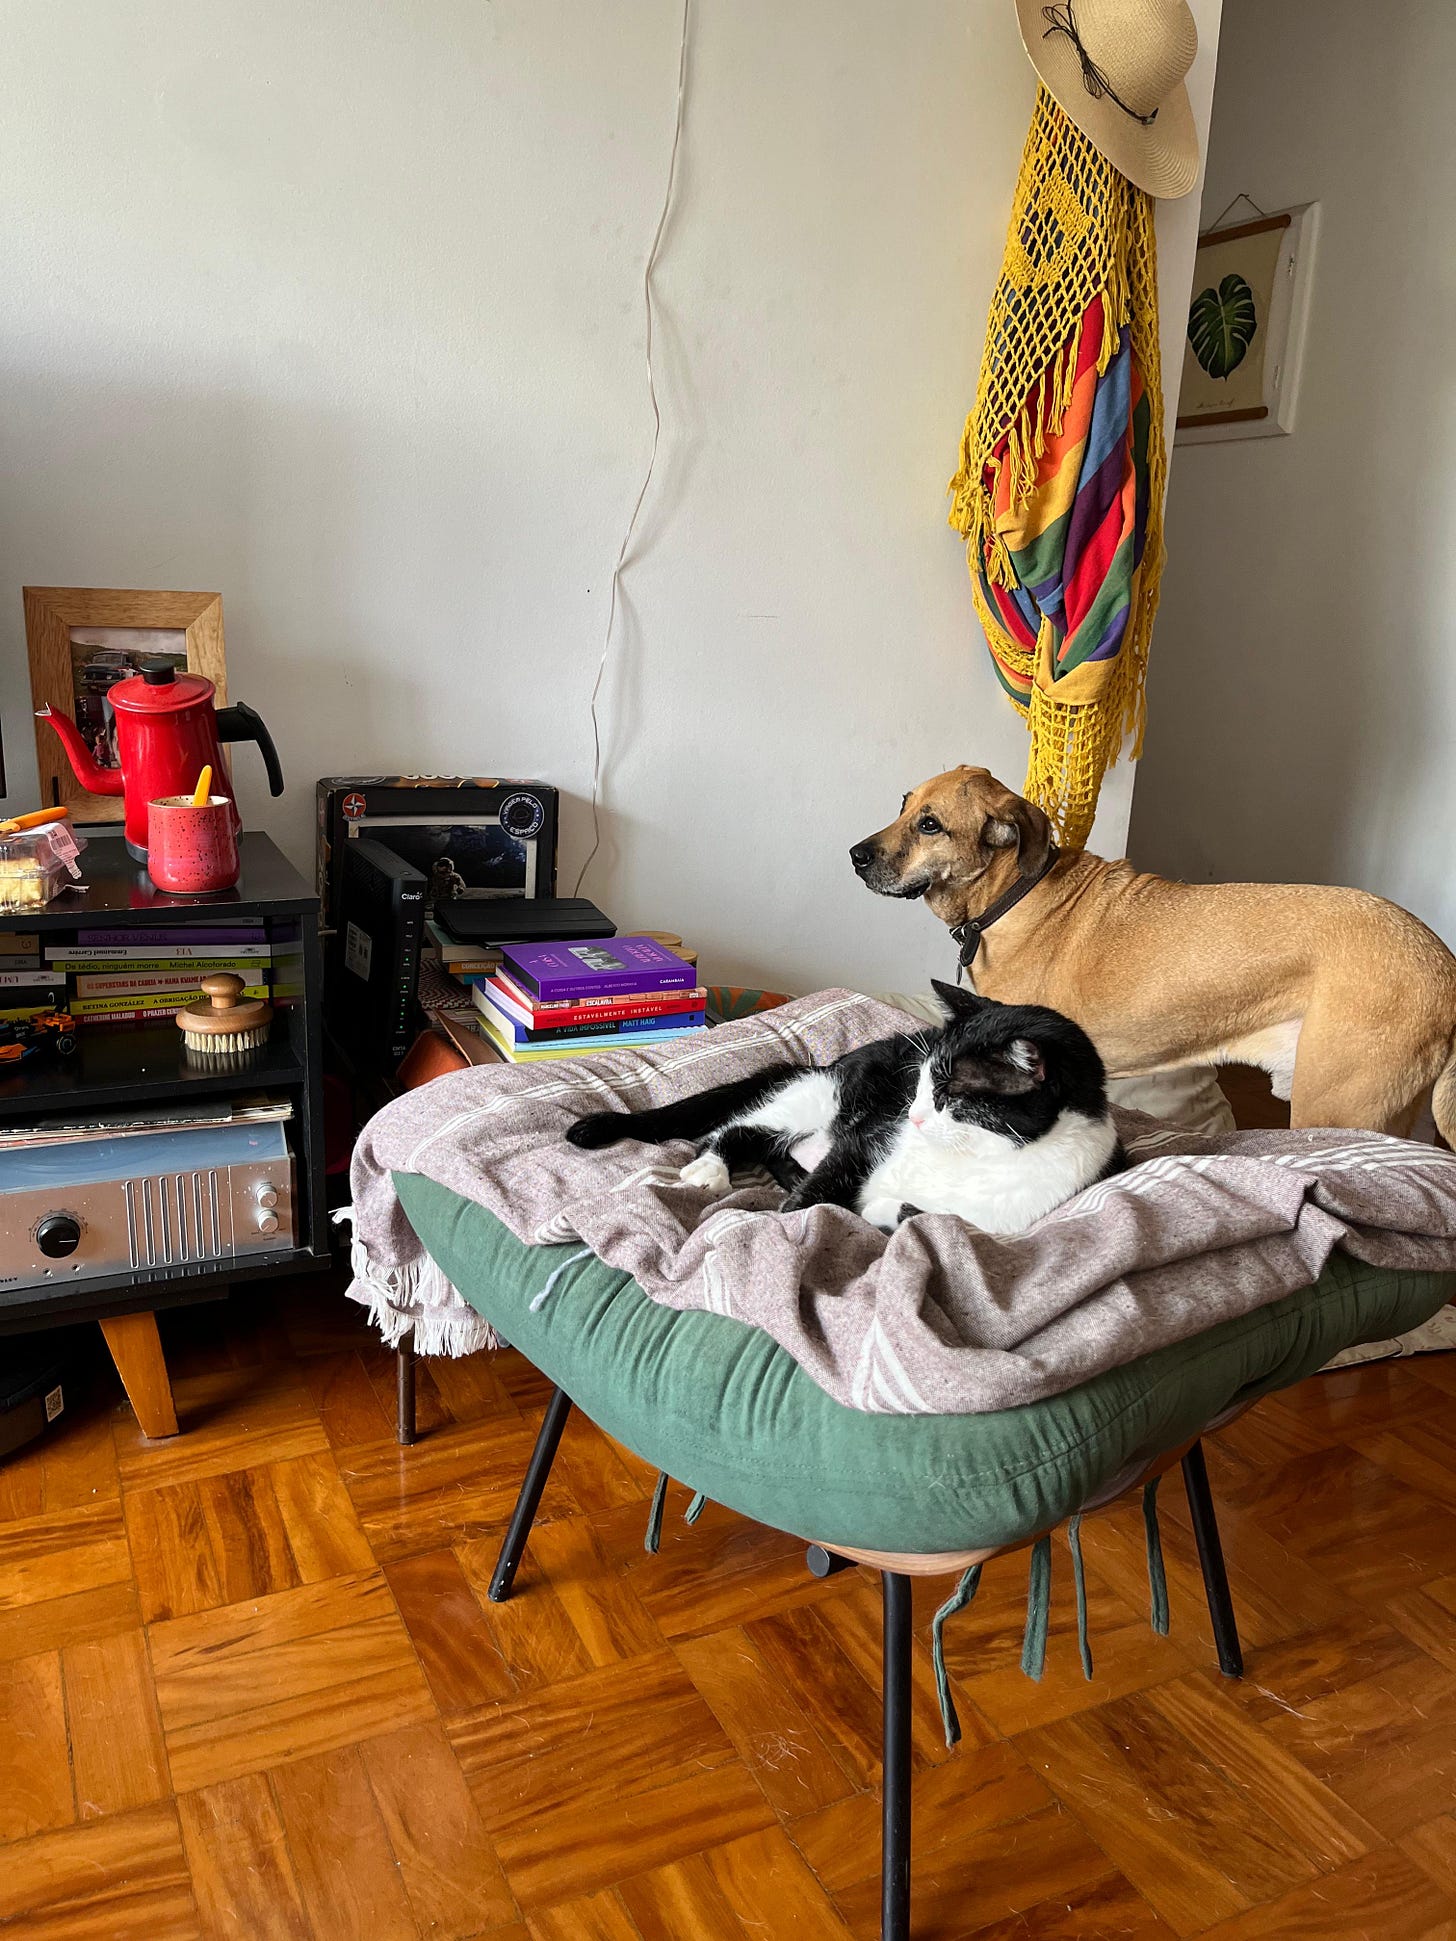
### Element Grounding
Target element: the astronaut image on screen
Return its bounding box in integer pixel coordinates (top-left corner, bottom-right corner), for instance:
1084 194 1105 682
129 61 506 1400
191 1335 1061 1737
348 817 535 903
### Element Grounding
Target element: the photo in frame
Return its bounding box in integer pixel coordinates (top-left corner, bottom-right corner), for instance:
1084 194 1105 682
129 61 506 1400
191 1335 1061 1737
1176 203 1319 445
24 588 227 819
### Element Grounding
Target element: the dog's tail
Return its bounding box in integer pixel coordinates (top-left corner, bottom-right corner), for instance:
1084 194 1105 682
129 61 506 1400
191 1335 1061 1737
1434 1040 1456 1150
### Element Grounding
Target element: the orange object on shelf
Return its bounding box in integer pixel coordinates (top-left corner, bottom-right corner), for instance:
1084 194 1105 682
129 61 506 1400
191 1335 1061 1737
0 805 69 836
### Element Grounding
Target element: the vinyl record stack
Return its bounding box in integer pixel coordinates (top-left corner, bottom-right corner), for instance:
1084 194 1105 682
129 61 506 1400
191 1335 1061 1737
473 934 705 1063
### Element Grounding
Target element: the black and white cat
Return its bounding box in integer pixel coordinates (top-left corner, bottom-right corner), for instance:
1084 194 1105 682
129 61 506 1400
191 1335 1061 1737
567 981 1124 1234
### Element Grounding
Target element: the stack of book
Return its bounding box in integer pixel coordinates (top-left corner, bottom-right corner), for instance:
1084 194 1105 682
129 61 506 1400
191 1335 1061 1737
473 935 705 1063
426 918 504 993
45 924 273 1028
421 898 617 1008
0 933 66 1025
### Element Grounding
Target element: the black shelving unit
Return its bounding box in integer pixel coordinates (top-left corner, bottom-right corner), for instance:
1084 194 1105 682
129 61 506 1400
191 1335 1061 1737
0 1027 306 1116
0 829 330 1431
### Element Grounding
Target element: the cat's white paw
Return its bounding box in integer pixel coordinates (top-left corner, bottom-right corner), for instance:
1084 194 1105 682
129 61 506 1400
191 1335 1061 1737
860 1195 903 1231
680 1152 732 1196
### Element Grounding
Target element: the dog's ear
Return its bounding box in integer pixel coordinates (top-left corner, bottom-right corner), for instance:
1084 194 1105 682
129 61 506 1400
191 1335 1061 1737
982 794 1053 876
930 977 988 1019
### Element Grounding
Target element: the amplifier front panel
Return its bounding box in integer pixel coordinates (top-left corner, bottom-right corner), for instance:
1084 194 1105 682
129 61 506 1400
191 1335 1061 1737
124 1170 234 1270
0 1158 295 1292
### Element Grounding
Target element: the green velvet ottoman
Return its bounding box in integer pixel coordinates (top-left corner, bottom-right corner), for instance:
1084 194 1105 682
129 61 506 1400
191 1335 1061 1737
392 1169 1455 1941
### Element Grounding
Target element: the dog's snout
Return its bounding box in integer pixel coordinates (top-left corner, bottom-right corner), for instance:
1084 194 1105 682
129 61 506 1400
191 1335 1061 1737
850 840 875 874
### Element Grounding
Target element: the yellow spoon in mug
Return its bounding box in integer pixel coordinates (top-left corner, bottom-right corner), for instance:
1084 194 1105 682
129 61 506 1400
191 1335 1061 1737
191 765 213 808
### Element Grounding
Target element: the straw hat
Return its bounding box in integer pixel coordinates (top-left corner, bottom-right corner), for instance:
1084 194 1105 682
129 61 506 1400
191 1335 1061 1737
1015 0 1199 198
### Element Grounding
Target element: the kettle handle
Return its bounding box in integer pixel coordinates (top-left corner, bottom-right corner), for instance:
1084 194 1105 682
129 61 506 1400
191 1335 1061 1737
216 703 285 797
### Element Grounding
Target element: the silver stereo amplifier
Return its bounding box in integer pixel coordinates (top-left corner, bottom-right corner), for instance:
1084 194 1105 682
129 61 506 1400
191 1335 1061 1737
0 1121 296 1291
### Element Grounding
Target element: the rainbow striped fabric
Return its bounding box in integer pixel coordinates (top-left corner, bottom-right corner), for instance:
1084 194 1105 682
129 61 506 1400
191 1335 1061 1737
974 294 1153 707
948 89 1165 846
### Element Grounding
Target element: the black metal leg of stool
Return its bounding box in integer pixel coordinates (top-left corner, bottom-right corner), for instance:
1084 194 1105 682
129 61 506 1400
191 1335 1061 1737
488 1386 573 1604
881 1570 913 1941
396 1330 417 1447
1182 1439 1243 1677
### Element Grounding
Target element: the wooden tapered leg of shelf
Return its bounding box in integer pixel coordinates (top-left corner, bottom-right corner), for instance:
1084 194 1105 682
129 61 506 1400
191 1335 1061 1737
98 1312 180 1439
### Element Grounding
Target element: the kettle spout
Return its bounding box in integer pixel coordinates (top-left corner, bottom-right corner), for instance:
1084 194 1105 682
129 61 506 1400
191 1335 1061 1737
36 706 124 796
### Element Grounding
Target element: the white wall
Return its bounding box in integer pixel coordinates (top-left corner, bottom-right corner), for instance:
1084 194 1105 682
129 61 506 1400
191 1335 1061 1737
0 0 1220 993
1130 0 1456 948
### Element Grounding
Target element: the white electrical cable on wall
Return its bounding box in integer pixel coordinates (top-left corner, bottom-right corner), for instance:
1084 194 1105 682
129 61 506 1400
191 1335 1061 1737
574 0 692 898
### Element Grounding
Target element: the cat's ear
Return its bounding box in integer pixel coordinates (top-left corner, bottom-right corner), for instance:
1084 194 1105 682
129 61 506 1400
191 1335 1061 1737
930 977 987 1019
949 1036 1045 1096
1005 1038 1045 1082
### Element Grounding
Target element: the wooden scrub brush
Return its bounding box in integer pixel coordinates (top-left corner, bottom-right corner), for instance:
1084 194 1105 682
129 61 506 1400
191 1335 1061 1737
176 972 273 1068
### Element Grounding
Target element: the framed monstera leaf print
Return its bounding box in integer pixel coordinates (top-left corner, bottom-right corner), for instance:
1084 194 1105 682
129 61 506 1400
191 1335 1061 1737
1176 204 1319 444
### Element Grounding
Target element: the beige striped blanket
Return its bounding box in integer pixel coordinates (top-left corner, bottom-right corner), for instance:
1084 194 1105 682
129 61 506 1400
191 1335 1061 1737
345 992 1456 1414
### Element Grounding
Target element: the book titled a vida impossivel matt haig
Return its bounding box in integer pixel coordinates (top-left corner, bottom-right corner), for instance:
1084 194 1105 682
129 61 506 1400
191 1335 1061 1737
500 936 694 1003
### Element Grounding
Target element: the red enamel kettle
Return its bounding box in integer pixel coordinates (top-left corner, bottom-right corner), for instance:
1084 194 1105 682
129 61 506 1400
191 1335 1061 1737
39 659 284 861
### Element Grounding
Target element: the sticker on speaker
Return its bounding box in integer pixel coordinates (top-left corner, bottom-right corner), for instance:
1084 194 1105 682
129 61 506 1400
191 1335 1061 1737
44 1385 63 1422
499 792 545 839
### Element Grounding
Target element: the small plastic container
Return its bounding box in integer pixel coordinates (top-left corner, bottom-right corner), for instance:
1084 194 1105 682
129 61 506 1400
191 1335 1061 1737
0 823 86 912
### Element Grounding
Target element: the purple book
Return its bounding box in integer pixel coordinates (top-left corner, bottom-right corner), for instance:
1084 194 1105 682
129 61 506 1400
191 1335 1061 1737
501 935 694 1002
78 926 269 947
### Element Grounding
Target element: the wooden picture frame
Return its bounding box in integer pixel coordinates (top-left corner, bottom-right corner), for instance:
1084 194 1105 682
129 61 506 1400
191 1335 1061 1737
24 588 227 820
1175 203 1320 445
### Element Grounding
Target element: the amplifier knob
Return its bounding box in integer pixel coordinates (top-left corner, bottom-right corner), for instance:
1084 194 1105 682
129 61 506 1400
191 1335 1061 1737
36 1214 81 1259
255 1209 279 1234
254 1184 279 1208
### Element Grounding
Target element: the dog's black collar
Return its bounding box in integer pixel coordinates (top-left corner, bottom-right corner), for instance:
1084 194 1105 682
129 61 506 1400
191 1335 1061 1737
950 844 1061 972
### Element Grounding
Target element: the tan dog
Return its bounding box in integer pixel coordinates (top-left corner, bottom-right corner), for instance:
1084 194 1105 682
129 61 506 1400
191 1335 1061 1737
851 765 1456 1140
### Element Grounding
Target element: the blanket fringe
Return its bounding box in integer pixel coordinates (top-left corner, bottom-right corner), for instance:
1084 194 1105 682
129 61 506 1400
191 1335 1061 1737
530 1247 593 1313
338 1208 500 1357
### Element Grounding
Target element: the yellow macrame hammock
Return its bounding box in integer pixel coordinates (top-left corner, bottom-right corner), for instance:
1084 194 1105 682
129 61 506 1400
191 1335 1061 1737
949 88 1166 849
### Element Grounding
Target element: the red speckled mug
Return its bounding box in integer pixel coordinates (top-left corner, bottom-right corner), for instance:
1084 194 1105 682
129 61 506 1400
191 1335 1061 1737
147 795 241 894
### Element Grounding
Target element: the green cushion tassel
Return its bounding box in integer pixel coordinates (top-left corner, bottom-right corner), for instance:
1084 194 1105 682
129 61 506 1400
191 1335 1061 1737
931 1564 983 1748
644 1471 669 1554
1143 1476 1170 1636
1067 1515 1093 1680
1021 1535 1052 1681
684 1491 707 1525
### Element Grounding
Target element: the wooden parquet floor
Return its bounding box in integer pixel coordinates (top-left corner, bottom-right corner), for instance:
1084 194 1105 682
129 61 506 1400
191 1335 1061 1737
3 1271 1456 1940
